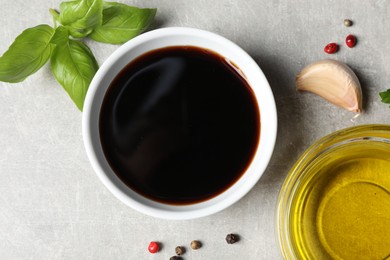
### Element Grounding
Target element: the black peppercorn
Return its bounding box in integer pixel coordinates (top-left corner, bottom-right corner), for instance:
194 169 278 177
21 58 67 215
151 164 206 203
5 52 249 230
170 256 182 260
225 233 239 244
175 246 185 255
190 240 201 250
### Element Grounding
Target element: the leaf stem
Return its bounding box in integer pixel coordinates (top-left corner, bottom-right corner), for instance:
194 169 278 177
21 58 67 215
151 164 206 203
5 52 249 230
49 8 60 28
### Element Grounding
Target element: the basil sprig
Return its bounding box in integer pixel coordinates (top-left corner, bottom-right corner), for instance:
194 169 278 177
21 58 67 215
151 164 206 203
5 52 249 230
0 0 157 111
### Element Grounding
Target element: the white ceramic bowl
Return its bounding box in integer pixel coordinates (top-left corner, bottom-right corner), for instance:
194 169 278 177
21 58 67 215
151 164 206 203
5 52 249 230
82 27 277 220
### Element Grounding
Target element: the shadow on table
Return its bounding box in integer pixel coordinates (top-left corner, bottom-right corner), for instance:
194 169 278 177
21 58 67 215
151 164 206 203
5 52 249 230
249 54 308 192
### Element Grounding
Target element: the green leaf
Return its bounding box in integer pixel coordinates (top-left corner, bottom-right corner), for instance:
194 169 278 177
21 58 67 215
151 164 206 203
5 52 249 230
58 0 103 38
0 24 55 83
89 2 156 44
50 39 99 111
380 89 390 105
50 26 69 45
49 9 60 28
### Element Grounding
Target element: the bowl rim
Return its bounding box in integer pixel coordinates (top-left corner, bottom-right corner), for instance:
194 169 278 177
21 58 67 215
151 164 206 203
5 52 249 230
276 124 390 258
82 27 277 220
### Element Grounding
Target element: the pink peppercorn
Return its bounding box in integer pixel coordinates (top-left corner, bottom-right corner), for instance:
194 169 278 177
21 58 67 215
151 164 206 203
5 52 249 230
346 34 357 48
148 241 160 254
324 43 339 54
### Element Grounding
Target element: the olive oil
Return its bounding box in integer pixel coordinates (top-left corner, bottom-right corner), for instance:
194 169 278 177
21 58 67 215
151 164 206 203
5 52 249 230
289 141 390 259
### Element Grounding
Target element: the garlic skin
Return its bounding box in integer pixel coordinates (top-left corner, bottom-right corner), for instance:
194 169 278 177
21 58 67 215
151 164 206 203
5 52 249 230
296 59 362 113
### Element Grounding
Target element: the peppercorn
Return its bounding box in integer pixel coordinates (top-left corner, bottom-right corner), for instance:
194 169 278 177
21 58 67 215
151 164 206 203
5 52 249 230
170 256 182 260
324 43 339 54
225 233 239 244
190 240 201 250
345 34 357 48
344 19 353 27
175 246 185 255
147 241 160 254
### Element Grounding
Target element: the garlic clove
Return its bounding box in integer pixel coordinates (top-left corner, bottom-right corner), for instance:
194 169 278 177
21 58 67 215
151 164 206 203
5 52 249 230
296 59 362 113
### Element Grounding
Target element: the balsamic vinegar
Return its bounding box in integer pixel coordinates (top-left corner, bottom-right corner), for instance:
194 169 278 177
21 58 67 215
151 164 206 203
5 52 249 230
99 46 260 205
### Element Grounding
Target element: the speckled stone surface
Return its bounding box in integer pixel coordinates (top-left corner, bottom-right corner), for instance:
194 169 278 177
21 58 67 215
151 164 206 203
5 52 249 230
0 0 389 259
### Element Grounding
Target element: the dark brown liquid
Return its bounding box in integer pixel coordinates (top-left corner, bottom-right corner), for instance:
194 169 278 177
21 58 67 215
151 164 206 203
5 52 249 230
99 46 260 205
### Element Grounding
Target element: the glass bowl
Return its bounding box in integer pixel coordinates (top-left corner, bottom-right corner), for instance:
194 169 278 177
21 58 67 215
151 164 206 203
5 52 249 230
277 124 390 259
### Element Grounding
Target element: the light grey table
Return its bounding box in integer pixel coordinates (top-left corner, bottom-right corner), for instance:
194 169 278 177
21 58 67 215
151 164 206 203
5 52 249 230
1 0 389 259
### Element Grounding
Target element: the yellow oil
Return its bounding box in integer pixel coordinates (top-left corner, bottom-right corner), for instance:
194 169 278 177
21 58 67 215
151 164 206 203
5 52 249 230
290 141 390 259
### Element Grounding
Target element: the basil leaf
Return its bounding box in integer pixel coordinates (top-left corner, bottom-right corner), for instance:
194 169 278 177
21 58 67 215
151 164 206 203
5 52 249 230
380 89 390 104
50 39 99 111
0 24 54 83
89 2 156 44
58 0 103 38
50 26 69 45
